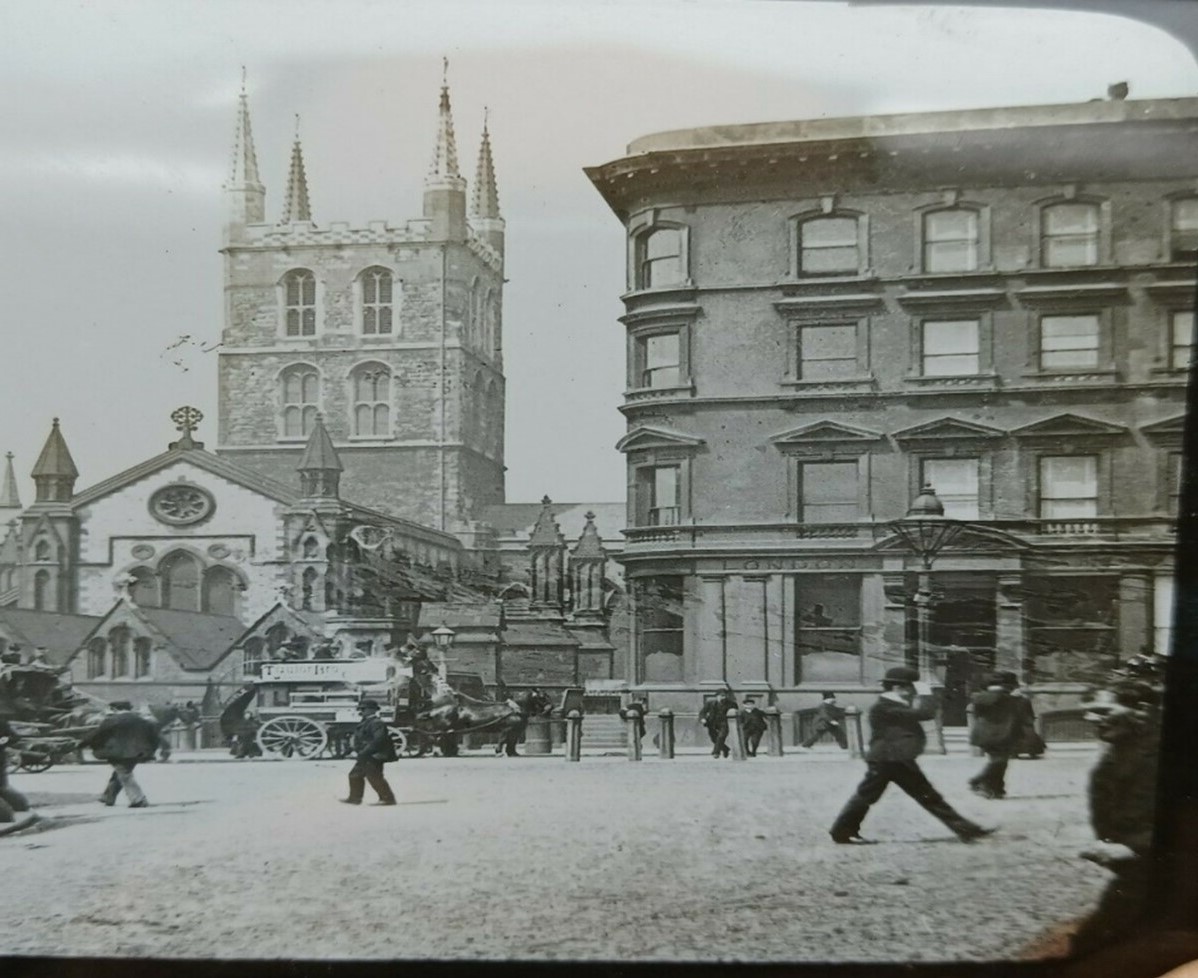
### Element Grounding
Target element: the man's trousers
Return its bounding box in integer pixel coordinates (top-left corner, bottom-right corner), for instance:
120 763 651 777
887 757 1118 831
347 757 396 804
830 759 981 839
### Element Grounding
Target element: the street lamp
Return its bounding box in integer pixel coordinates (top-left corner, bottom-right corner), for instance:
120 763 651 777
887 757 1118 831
430 624 455 679
887 485 963 678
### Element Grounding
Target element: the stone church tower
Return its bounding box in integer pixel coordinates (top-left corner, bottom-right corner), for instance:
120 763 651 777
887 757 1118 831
216 70 506 550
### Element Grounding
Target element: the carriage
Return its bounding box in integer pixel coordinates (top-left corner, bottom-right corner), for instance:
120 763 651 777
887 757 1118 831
0 663 108 773
219 654 486 760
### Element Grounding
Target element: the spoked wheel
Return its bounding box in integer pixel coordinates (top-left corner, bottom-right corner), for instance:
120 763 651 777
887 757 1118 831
18 751 54 774
387 727 410 757
256 716 328 760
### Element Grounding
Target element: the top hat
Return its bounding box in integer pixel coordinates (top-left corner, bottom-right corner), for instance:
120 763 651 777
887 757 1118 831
883 666 920 685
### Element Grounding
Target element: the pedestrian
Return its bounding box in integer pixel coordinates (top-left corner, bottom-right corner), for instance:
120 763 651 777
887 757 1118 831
698 689 736 758
76 701 160 808
829 667 995 845
340 699 397 806
741 698 767 756
0 718 32 823
802 692 848 749
967 671 1022 799
1071 677 1161 956
620 696 648 743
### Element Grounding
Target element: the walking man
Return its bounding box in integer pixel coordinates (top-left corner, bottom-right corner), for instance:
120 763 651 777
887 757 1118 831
699 689 736 758
829 667 994 845
77 701 160 808
802 692 848 749
968 671 1021 799
341 699 397 806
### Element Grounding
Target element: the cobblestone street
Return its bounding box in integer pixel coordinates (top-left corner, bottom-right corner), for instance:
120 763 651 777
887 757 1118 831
2 746 1110 963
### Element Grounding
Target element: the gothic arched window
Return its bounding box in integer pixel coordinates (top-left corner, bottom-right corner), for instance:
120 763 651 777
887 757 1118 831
281 365 320 438
86 637 106 679
129 566 159 607
360 267 394 335
301 567 319 610
352 364 391 437
159 551 202 611
33 570 50 611
283 269 317 337
33 539 51 562
109 626 130 677
265 623 289 658
133 637 152 678
203 566 241 616
302 536 320 559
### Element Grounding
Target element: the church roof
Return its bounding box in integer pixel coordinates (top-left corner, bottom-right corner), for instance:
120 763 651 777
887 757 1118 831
0 608 103 666
31 419 78 479
500 623 581 648
481 501 625 545
116 605 246 672
297 415 342 472
70 446 300 509
419 601 501 633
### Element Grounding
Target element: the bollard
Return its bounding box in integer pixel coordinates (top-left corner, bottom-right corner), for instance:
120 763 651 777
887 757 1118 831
657 708 675 759
764 706 784 757
727 708 747 761
565 710 582 762
845 705 865 759
524 718 552 755
623 707 644 761
182 723 198 751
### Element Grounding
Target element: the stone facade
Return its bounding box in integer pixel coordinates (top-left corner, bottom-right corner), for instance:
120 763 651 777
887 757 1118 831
217 78 506 540
587 96 1195 730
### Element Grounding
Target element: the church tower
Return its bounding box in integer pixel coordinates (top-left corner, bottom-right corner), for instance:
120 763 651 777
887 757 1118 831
216 67 506 550
19 419 79 612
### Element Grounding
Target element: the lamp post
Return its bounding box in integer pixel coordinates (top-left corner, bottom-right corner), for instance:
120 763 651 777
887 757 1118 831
430 623 455 679
887 485 963 679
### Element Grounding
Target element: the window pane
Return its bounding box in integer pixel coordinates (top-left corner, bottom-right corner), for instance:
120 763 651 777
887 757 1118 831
374 404 389 433
378 273 392 303
284 407 301 438
645 333 679 369
646 256 683 288
1044 237 1098 267
1173 199 1198 231
1173 311 1194 369
301 274 315 304
652 467 679 507
802 218 857 248
284 374 302 403
301 372 318 402
363 274 376 303
925 240 977 273
1045 204 1097 234
922 458 979 520
801 461 857 522
923 320 978 355
302 309 315 334
645 229 680 261
1040 455 1097 518
286 310 299 337
363 308 376 334
355 404 372 436
800 324 857 379
378 307 392 334
1041 315 1099 369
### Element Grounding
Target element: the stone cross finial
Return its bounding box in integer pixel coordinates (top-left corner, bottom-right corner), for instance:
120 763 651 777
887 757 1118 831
169 406 205 450
113 572 137 602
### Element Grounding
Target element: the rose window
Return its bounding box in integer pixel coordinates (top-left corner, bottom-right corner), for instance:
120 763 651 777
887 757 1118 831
149 484 215 526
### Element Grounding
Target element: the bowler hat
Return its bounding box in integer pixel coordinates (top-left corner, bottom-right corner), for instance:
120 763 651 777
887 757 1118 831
992 671 1019 688
110 700 134 711
882 666 920 685
358 699 380 712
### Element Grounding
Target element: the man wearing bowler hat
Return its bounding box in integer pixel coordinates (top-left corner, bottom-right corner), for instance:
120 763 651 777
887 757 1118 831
968 670 1022 799
829 666 994 845
341 699 397 806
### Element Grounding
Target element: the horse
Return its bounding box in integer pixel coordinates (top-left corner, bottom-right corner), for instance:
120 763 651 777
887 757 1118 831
414 687 554 757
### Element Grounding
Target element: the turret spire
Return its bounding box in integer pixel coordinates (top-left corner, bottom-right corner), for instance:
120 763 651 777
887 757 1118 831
280 116 312 224
224 68 265 233
471 108 501 220
0 453 21 509
427 61 464 188
31 418 78 503
296 414 342 499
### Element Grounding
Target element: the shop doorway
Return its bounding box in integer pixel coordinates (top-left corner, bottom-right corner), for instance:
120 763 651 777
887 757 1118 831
929 578 996 726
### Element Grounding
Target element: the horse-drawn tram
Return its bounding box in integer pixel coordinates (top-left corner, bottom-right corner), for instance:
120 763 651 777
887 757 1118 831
221 657 421 760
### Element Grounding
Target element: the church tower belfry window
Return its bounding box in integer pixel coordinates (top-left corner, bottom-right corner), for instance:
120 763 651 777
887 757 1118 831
281 366 320 439
351 364 391 437
360 267 395 335
282 269 317 336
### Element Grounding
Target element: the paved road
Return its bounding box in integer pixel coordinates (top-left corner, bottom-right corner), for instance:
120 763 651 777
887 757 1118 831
1 747 1111 963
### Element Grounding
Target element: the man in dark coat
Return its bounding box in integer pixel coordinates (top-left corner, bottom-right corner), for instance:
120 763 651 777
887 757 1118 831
1071 678 1161 955
829 667 994 845
968 671 1022 799
741 698 767 756
698 689 736 758
76 701 160 808
0 718 32 822
802 692 848 749
341 699 397 806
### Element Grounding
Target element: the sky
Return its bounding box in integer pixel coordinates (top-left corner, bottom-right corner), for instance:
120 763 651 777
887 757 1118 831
0 0 1196 509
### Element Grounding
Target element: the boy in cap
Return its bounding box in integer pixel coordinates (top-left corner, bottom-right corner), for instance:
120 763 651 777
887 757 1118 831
968 670 1022 799
341 699 397 806
802 692 848 750
829 667 994 844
